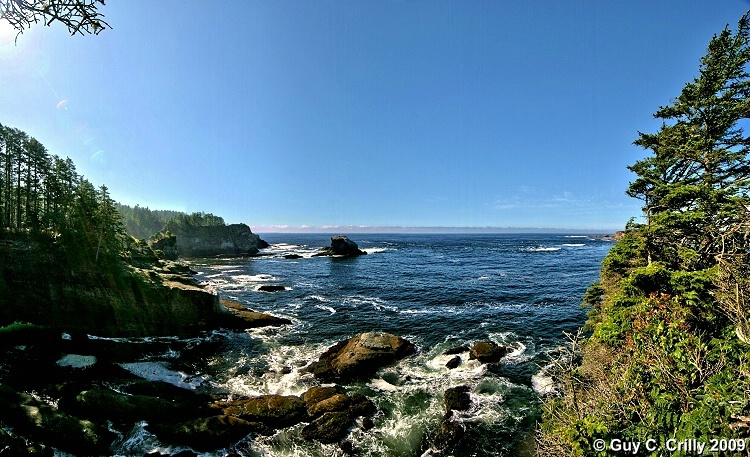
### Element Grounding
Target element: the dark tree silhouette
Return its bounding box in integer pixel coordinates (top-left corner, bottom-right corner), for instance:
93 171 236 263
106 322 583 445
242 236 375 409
0 0 109 38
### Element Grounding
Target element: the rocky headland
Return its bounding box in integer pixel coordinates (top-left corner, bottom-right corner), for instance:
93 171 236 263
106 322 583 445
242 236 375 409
162 222 269 258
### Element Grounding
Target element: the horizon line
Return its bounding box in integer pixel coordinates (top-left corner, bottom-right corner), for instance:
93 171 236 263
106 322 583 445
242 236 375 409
249 225 623 234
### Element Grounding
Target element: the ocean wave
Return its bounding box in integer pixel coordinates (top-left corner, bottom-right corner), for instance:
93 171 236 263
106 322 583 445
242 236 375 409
528 247 561 252
362 247 391 254
315 304 336 314
233 273 277 282
562 243 585 247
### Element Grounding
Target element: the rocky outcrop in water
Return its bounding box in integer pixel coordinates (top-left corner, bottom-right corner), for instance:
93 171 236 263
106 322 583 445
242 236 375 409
469 341 507 363
310 332 415 381
313 235 367 257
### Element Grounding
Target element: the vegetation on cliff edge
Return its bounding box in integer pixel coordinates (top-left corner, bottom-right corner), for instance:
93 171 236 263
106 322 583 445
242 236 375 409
538 12 750 456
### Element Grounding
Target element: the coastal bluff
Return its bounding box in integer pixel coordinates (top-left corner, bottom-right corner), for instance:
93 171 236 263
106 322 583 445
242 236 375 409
0 236 286 337
163 222 268 258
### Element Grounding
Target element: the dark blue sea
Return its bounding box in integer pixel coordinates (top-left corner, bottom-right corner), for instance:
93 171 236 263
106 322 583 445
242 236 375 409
115 233 612 456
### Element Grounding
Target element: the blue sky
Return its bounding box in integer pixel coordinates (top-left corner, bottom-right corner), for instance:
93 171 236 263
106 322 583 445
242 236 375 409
1 1 748 232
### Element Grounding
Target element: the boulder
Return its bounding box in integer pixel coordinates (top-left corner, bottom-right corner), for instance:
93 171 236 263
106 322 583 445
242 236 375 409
300 386 376 443
313 235 367 257
258 285 286 292
310 332 415 381
210 394 307 428
219 299 292 329
147 415 271 452
284 254 303 259
444 386 472 412
469 341 507 363
301 411 356 444
430 411 467 453
445 355 461 369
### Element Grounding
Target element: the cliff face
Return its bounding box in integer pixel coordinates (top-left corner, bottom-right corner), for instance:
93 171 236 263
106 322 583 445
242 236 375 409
0 238 223 337
165 223 266 258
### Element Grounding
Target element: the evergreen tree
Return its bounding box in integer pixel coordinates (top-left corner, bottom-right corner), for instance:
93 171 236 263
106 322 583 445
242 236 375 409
628 12 750 270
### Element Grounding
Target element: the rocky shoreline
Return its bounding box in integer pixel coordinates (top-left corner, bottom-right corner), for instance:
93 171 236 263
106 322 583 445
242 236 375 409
0 323 512 456
0 235 529 455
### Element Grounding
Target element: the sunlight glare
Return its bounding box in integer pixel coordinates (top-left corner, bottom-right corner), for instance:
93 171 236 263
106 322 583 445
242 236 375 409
0 19 17 46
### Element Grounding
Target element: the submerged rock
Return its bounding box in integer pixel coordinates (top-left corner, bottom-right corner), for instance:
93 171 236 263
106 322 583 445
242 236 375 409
443 345 470 356
444 386 472 412
219 299 292 329
284 254 303 259
148 415 271 452
469 341 507 363
313 235 367 257
258 285 286 292
310 332 415 381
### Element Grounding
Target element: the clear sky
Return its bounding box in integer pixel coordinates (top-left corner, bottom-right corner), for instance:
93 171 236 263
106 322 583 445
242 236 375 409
1 1 748 232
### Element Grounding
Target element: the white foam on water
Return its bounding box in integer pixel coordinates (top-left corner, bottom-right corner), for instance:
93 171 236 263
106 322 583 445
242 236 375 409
374 302 399 312
563 235 588 238
233 274 277 282
112 421 201 457
315 304 336 314
528 247 561 252
120 362 208 390
218 342 328 397
308 295 329 302
56 354 97 368
562 243 585 247
531 373 557 396
362 247 390 254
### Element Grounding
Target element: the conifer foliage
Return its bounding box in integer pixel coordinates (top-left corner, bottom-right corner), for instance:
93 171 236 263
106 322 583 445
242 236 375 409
539 13 750 456
0 123 125 266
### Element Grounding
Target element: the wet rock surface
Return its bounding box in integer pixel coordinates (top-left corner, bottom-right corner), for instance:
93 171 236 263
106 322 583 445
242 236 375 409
469 341 508 363
211 394 308 428
219 299 292 329
313 235 367 257
310 332 416 381
444 385 472 412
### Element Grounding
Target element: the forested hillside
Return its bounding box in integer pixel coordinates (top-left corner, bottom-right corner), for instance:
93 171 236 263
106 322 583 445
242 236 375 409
0 123 124 267
538 13 750 455
115 203 182 240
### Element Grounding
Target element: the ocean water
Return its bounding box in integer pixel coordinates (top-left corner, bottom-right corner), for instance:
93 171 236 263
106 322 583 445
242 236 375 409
114 233 612 457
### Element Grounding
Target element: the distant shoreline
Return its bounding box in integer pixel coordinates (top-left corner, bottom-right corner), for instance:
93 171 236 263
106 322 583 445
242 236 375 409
251 226 621 235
